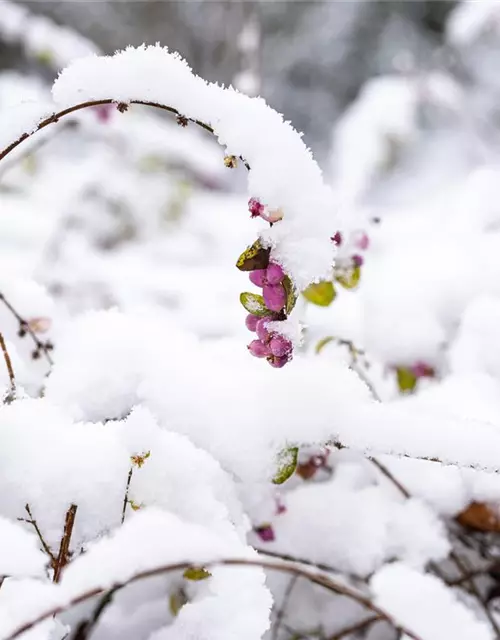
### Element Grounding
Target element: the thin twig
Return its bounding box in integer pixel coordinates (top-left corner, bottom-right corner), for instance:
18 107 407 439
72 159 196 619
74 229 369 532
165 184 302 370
0 293 53 366
121 467 133 524
272 575 299 640
328 615 381 640
0 99 250 170
0 332 15 403
70 587 119 640
53 504 78 583
0 120 78 181
24 504 57 566
450 551 500 636
4 557 423 640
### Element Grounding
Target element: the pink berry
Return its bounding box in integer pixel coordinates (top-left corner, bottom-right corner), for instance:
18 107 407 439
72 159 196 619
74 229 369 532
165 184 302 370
269 335 292 357
268 354 290 368
266 263 285 285
256 318 271 343
249 269 266 287
255 524 275 542
352 254 364 267
411 362 435 378
263 283 286 312
248 197 264 218
95 104 113 123
353 231 369 250
248 339 271 358
245 314 259 332
331 231 342 246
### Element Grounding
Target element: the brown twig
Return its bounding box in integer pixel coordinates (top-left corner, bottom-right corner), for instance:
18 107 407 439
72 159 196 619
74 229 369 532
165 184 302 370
70 587 119 640
53 504 77 583
4 557 423 640
0 292 53 367
0 100 250 170
328 615 381 640
121 467 133 524
24 504 57 566
0 332 15 403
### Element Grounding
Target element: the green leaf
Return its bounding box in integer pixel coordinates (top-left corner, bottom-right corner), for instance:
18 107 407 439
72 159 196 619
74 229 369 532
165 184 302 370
396 367 418 394
240 292 273 317
236 239 270 272
272 446 298 485
335 265 361 290
315 336 335 354
35 49 54 65
282 276 297 315
302 281 336 307
183 567 211 581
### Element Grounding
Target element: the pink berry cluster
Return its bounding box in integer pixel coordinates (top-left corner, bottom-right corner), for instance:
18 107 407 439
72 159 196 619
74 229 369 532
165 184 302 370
331 229 369 268
246 260 293 368
409 361 435 379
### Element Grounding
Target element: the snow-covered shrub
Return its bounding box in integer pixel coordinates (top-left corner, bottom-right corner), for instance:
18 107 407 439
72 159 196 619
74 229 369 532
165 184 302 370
2 12 500 640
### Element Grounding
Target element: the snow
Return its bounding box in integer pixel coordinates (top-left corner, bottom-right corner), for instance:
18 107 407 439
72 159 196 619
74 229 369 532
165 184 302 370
372 563 493 640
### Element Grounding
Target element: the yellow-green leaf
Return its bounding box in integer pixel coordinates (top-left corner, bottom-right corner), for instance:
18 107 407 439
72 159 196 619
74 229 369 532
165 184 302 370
169 588 188 616
283 276 297 315
236 239 270 272
335 266 361 290
35 49 54 65
315 336 335 354
183 567 211 581
396 367 418 394
272 446 298 485
240 292 273 317
302 281 336 306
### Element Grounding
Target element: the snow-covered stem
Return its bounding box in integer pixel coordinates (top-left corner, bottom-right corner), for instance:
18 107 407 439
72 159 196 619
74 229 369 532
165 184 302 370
5 558 423 640
0 332 15 402
329 616 381 640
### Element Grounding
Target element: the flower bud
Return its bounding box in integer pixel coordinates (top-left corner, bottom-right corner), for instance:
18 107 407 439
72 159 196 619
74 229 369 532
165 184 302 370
269 335 292 357
263 283 286 312
249 269 266 287
411 362 435 378
352 254 364 267
245 314 259 332
248 339 271 358
266 263 285 285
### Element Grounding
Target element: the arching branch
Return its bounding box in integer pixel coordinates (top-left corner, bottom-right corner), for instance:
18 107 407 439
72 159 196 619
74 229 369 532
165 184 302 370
5 557 422 640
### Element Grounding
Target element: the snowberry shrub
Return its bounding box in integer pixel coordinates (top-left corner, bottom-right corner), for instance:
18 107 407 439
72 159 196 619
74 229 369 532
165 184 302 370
1 40 500 640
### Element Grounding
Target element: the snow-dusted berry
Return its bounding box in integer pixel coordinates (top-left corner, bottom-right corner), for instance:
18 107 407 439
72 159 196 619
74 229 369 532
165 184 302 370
248 197 264 218
248 339 271 358
249 269 266 287
256 318 271 343
411 362 435 378
254 524 275 542
269 334 292 357
245 314 259 332
266 262 285 285
268 354 290 368
263 283 286 312
352 254 364 267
